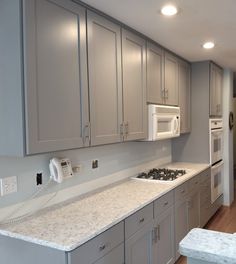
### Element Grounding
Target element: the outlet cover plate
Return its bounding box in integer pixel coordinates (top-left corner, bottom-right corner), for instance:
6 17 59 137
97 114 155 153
0 176 17 196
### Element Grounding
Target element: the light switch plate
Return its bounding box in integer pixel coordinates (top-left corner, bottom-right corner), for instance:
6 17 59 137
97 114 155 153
0 176 17 196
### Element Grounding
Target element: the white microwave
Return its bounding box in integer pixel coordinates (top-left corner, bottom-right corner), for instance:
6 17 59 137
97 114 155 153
145 104 180 141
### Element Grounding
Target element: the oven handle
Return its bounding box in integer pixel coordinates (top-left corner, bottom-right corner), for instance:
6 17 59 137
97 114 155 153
211 160 224 169
211 128 223 133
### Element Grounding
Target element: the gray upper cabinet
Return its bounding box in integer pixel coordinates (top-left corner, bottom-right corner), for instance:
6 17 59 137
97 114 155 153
164 52 179 106
24 0 89 154
87 11 123 146
147 42 164 104
178 60 191 134
122 29 147 141
210 63 223 117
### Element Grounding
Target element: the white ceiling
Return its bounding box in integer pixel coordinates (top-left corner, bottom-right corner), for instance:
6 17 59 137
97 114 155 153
81 0 236 71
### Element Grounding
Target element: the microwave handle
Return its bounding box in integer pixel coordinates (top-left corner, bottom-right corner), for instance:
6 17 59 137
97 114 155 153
173 117 179 134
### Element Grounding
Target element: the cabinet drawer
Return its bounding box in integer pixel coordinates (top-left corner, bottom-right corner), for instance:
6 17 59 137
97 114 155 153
125 203 153 239
174 182 189 201
154 191 174 218
94 243 124 264
69 222 124 264
188 175 200 192
199 169 211 183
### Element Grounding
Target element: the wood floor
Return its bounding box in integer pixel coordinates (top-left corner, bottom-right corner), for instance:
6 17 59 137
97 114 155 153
175 194 236 264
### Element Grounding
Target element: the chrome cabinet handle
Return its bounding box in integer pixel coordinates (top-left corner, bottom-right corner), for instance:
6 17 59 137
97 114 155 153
152 227 158 244
157 224 160 240
125 122 129 137
83 122 90 145
99 244 106 251
139 217 145 223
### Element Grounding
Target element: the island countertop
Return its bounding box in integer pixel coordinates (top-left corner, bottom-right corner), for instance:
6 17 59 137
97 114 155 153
0 162 209 252
179 228 236 264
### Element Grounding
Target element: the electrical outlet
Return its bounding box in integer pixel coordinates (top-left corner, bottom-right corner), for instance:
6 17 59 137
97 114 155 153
0 176 17 196
92 160 98 169
72 165 82 173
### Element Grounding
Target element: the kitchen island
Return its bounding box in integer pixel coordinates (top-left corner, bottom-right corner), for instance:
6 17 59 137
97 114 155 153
179 228 236 264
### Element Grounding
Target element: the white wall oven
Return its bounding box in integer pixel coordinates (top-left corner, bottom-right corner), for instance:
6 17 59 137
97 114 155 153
210 119 223 164
209 119 223 203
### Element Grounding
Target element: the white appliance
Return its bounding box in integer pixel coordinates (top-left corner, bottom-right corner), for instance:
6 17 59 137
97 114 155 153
210 119 223 164
145 104 180 141
49 158 73 183
211 160 224 203
209 119 224 203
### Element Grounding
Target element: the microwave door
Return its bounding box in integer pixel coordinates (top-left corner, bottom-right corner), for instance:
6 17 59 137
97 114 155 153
156 116 173 139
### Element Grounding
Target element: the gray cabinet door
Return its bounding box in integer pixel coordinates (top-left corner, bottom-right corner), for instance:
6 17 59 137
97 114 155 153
23 0 89 154
175 198 188 259
147 42 164 104
164 52 179 106
210 63 223 117
87 11 123 145
122 29 147 141
188 190 200 231
153 206 175 264
125 221 153 264
178 60 191 134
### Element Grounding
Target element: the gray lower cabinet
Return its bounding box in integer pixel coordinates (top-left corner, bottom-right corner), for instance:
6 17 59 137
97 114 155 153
24 0 89 154
199 169 212 227
87 11 123 146
174 182 189 259
164 52 179 106
153 191 175 264
187 190 200 230
147 42 164 104
178 60 191 134
210 63 223 117
125 221 154 264
125 203 154 264
68 222 124 264
122 29 147 141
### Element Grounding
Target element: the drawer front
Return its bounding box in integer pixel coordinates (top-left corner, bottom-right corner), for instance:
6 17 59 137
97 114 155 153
188 175 200 192
174 182 189 201
125 203 153 239
154 191 174 218
94 243 124 264
199 168 211 183
69 222 124 264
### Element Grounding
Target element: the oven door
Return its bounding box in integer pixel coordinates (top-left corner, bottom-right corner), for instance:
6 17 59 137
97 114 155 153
211 128 223 164
211 160 223 203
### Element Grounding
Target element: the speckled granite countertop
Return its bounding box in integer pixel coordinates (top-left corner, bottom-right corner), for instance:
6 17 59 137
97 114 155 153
0 162 209 252
179 228 236 264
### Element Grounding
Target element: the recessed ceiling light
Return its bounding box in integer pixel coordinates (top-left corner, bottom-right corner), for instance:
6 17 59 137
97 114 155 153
203 42 215 49
161 5 178 16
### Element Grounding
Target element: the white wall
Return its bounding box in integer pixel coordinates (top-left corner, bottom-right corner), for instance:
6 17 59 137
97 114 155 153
0 140 171 210
223 69 234 206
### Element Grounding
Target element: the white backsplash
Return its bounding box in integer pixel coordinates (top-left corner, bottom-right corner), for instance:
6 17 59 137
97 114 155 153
0 140 171 212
